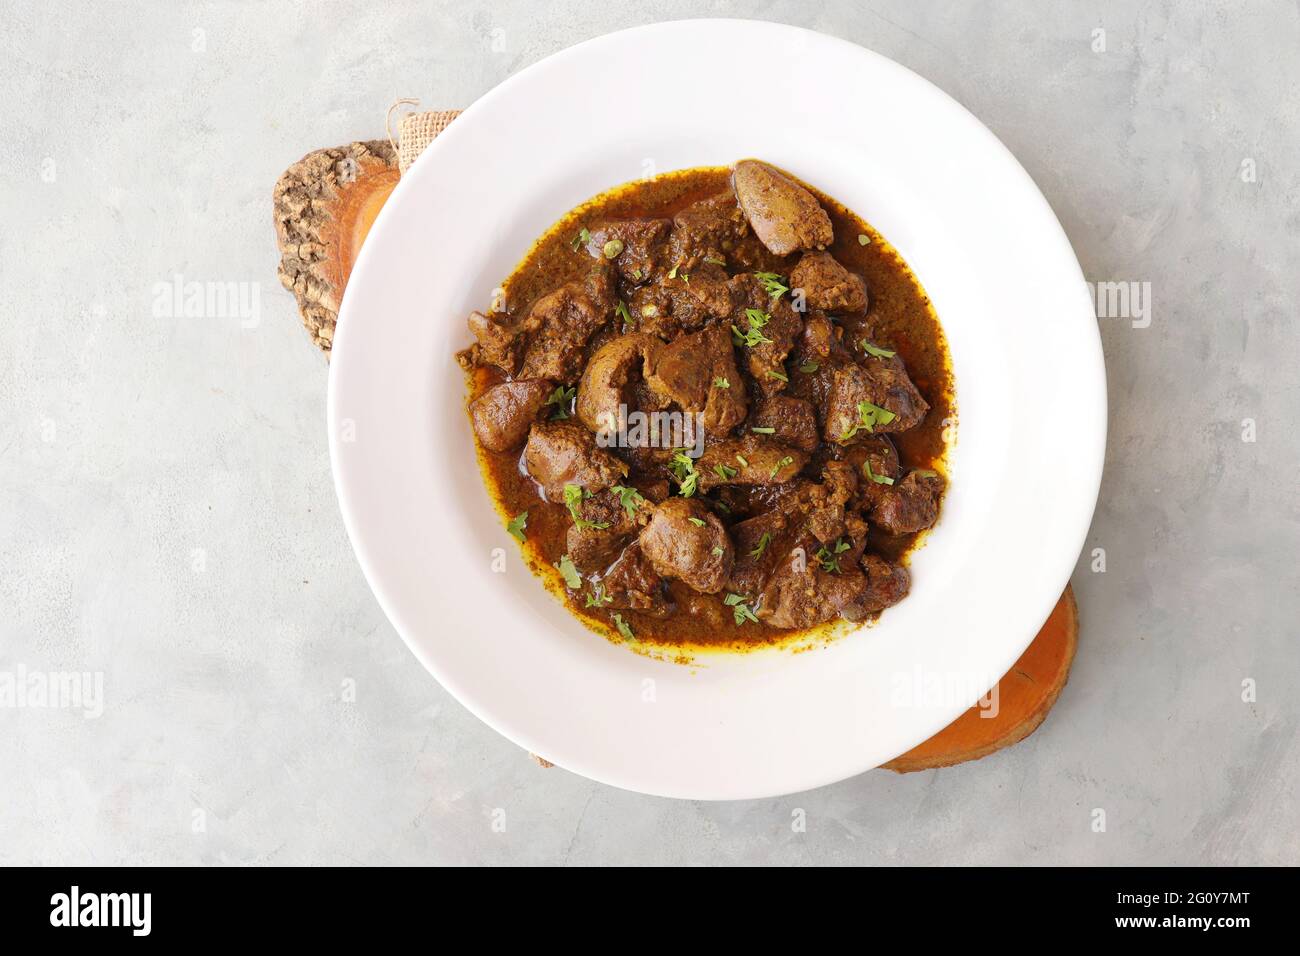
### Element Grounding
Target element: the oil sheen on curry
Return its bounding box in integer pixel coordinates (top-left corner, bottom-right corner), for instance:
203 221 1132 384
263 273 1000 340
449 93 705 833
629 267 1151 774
456 161 954 652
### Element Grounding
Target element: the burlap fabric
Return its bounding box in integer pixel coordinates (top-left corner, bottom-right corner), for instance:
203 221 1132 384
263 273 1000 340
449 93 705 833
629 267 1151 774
392 106 462 173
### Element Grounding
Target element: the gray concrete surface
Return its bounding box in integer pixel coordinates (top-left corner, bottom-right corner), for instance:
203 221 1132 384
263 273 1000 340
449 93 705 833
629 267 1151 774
1 0 1296 865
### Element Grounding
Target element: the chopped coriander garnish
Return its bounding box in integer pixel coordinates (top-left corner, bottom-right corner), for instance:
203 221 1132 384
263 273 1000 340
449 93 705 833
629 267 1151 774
749 532 771 558
602 238 624 259
754 271 789 300
562 483 585 516
563 483 609 531
839 401 898 440
612 613 635 640
584 582 614 607
610 484 645 518
732 324 772 348
668 265 679 279
861 401 897 429
815 538 851 574
687 516 706 527
732 308 774 348
860 340 896 358
735 453 749 467
713 376 730 389
668 451 700 498
765 368 788 383
545 384 576 419
615 299 633 326
570 227 591 251
770 455 795 479
711 545 724 557
799 361 820 374
724 593 760 625
555 554 582 589
863 459 895 485
751 426 776 435
713 463 737 481
506 511 528 542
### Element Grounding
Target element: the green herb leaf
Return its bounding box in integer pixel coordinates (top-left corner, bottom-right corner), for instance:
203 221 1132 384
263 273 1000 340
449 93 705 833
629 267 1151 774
545 384 576 419
687 516 706 527
732 308 774 348
860 340 896 358
556 554 582 589
610 484 645 518
615 299 633 326
841 401 898 440
860 401 897 429
668 265 679 279
814 538 851 574
750 426 776 435
858 233 871 245
563 483 609 531
754 271 789 300
612 613 635 640
765 368 788 383
863 459 895 485
799 361 819 374
735 454 749 467
769 455 795 479
570 227 591 251
732 324 773 348
713 463 737 481
704 255 727 266
506 511 528 542
749 532 771 558
724 593 760 625
713 376 730 389
584 582 613 607
668 451 700 498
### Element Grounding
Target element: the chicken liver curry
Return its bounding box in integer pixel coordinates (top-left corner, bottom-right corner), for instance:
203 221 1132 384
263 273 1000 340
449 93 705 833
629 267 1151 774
457 161 954 651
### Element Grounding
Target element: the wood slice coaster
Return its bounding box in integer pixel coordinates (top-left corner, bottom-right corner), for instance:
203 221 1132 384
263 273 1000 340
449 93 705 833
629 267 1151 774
272 118 1080 774
882 586 1078 772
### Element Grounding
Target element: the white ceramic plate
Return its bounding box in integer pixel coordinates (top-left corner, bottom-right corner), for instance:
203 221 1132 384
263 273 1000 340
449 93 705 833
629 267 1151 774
328 19 1105 799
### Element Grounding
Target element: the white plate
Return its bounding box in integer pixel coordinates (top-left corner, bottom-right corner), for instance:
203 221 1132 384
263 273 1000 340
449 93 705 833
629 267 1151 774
328 20 1106 799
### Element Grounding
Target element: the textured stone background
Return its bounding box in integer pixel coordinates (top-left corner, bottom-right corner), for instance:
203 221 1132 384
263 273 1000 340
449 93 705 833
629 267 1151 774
1 0 1296 865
